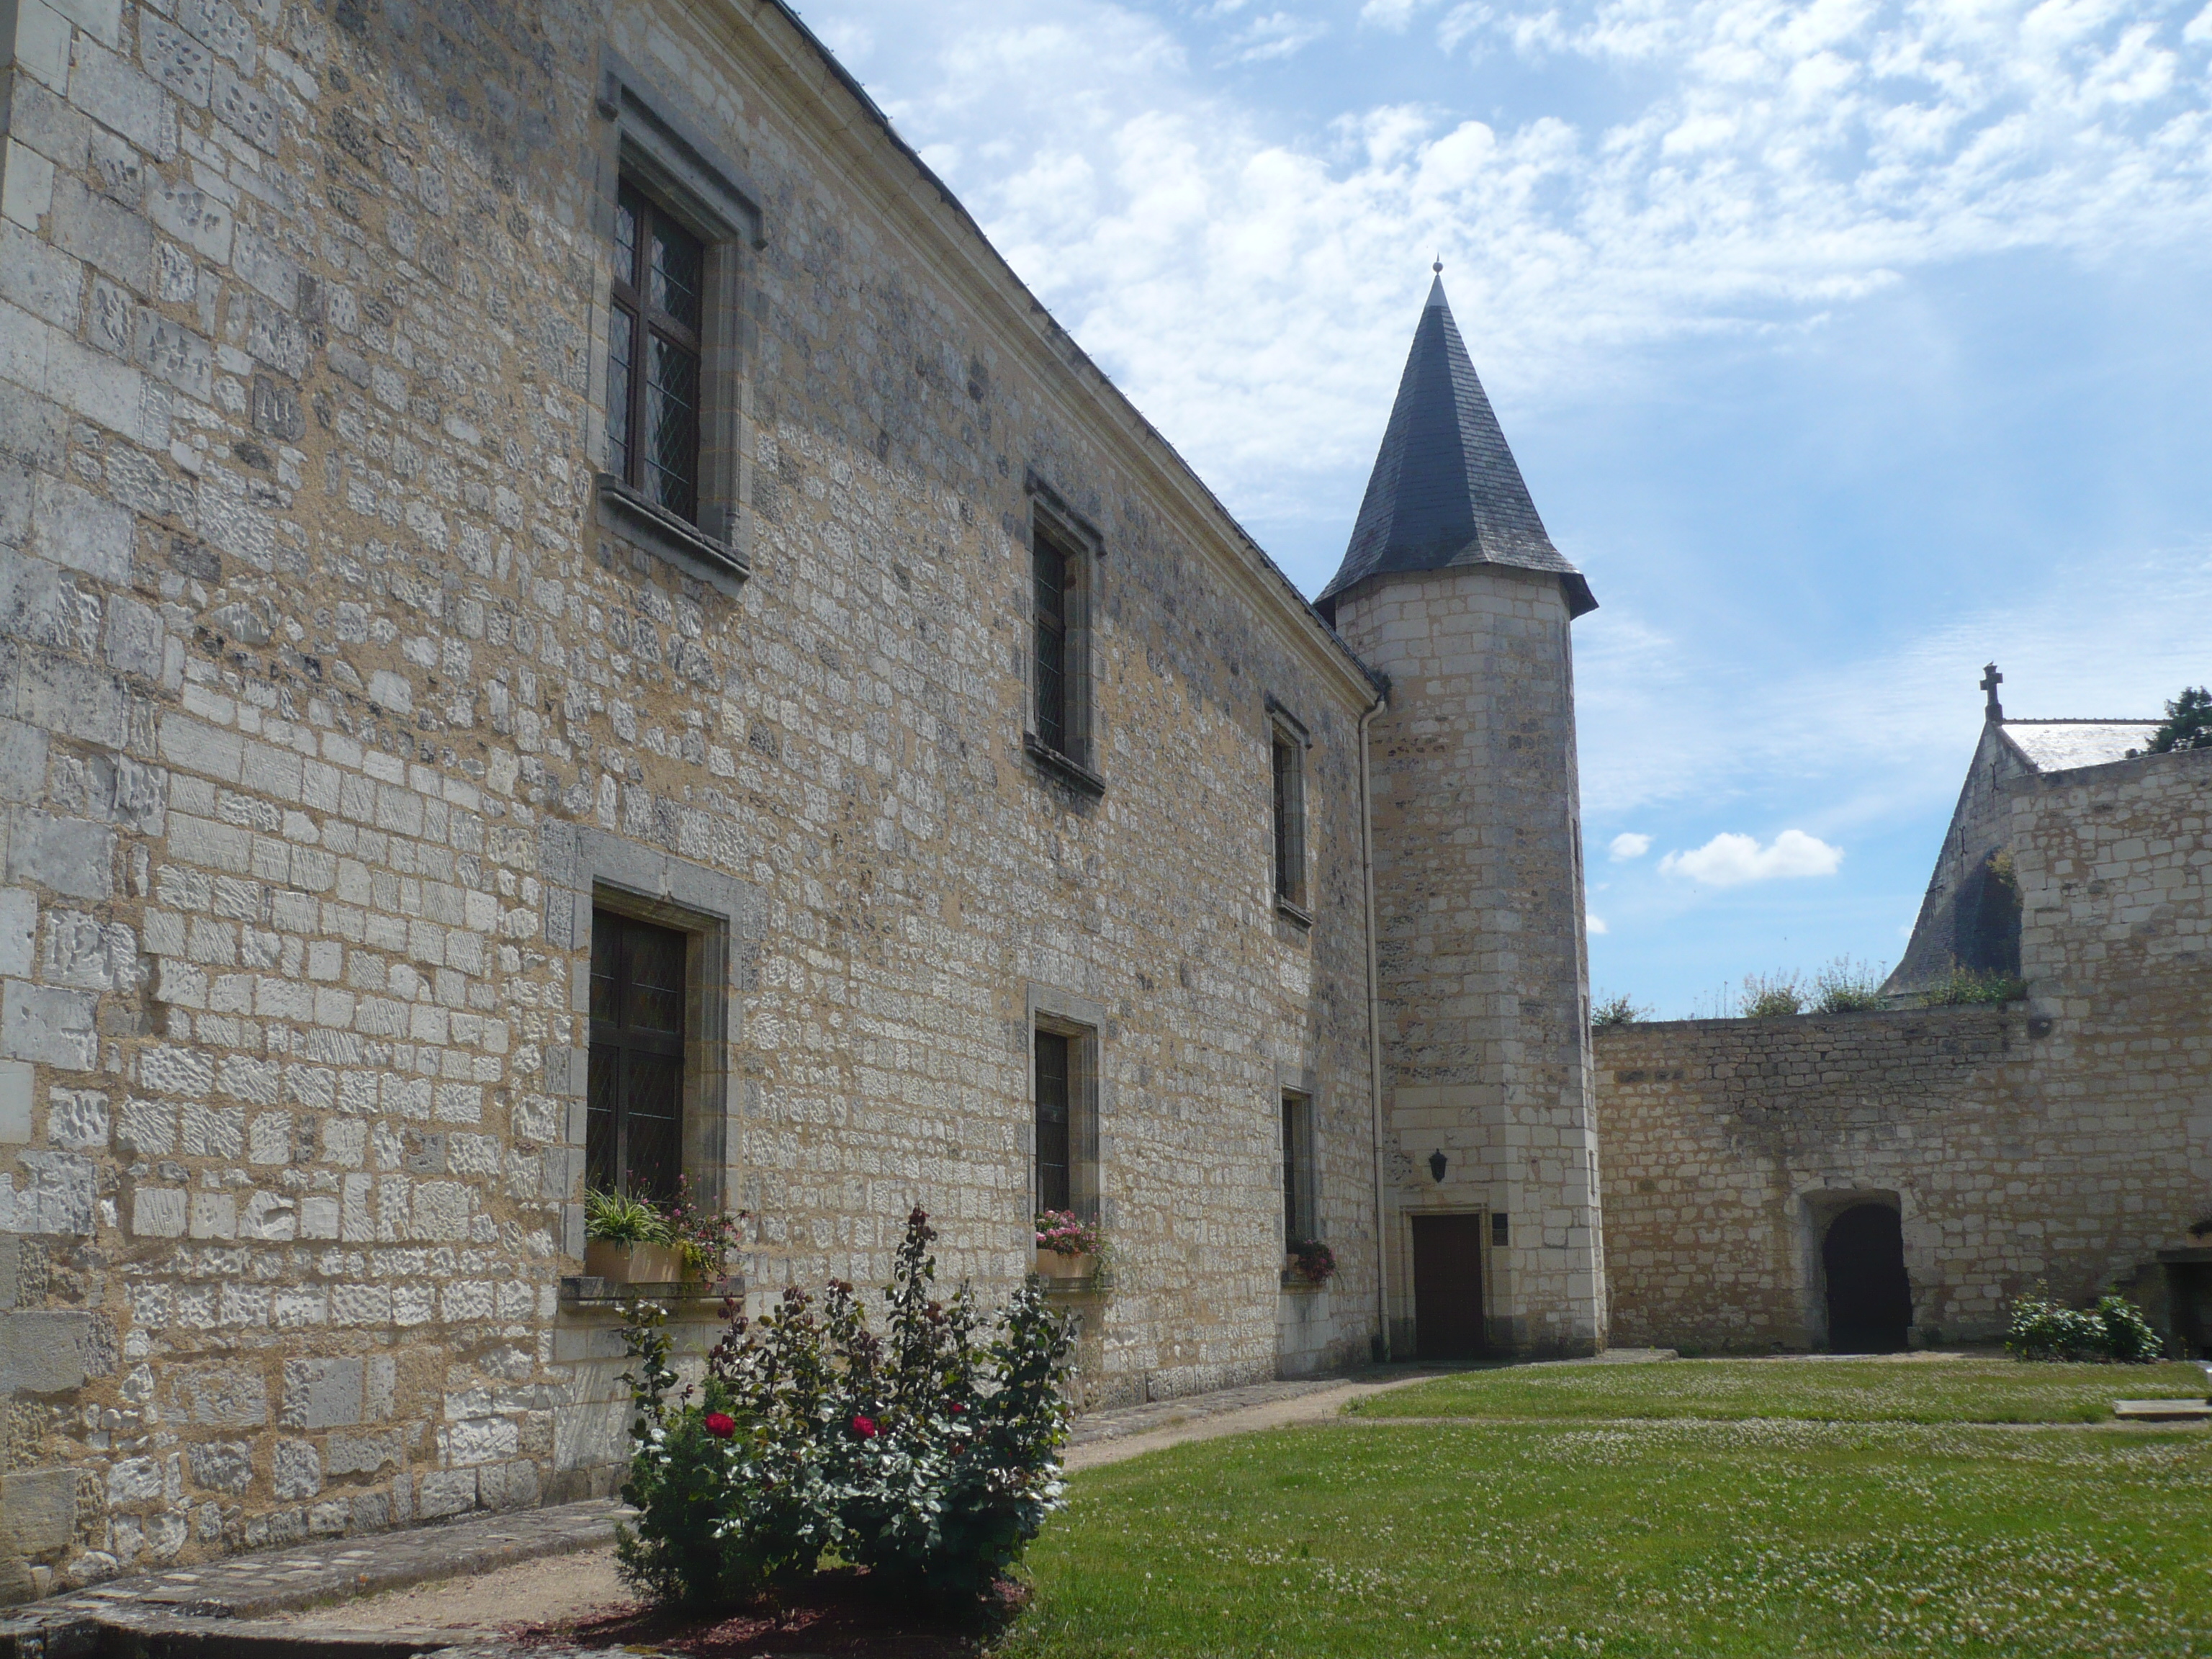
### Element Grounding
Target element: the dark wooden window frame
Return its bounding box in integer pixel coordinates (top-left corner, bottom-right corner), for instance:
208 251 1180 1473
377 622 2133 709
592 52 763 594
1280 1090 1316 1248
607 183 706 526
588 909 689 1202
1021 476 1106 798
1029 989 1102 1227
1267 699 1311 924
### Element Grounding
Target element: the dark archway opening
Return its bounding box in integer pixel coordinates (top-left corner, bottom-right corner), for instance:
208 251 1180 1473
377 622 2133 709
1824 1203 1912 1353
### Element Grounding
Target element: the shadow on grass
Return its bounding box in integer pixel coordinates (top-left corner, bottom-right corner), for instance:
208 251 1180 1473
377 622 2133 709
499 1565 1021 1658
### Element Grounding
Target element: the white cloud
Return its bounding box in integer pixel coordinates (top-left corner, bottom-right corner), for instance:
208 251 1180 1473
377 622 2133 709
813 0 2212 541
1658 830 1845 886
1226 10 1330 59
1574 543 2212 825
1587 913 1609 933
1608 832 1652 860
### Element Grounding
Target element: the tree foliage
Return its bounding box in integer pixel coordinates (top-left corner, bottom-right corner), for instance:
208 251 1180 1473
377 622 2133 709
2148 685 2212 753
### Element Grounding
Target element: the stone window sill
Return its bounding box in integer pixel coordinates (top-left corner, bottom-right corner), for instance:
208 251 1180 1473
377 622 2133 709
595 472 749 595
559 1273 745 1308
1275 895 1313 930
1024 733 1106 799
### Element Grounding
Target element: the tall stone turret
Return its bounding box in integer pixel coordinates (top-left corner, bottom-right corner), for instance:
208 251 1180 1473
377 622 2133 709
1321 271 1606 1357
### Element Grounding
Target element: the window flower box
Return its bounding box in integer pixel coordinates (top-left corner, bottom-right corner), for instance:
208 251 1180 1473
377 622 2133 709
585 1240 689 1284
1032 1248 1096 1282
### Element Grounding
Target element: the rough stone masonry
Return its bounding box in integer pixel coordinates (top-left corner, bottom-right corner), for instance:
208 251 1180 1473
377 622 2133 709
0 0 1441 1594
0 0 1624 1597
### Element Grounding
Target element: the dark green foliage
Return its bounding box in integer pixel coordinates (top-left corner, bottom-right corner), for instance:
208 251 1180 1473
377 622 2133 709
616 1207 1076 1614
2005 1286 2163 1363
1591 993 1648 1029
2148 685 2212 753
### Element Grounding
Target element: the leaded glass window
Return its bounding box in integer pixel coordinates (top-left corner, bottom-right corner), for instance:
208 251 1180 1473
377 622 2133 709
608 184 703 523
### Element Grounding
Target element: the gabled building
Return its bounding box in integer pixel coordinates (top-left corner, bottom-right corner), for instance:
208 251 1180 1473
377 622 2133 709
1884 664 2161 999
0 0 1604 1593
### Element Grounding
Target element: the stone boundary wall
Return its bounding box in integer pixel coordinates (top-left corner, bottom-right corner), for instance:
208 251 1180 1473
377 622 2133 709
1598 745 2211 1353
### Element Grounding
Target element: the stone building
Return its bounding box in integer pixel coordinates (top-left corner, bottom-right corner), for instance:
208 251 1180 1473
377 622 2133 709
0 0 1604 1592
1316 274 1605 1361
1597 678 2212 1354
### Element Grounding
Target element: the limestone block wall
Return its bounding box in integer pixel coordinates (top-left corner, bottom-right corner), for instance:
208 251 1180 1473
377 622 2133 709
0 0 1382 1591
1334 565 1604 1357
1599 745 2212 1353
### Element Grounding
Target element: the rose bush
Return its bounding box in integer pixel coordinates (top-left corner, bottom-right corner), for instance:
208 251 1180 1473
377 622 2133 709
616 1206 1077 1612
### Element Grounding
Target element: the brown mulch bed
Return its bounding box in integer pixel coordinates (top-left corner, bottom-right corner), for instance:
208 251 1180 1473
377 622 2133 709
500 1566 1015 1657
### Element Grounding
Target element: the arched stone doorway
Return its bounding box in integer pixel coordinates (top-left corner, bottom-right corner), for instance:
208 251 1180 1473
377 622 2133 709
1823 1203 1912 1352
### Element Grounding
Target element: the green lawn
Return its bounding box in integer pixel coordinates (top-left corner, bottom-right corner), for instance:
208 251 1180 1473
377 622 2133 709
1348 1355 2211 1425
998 1359 2212 1658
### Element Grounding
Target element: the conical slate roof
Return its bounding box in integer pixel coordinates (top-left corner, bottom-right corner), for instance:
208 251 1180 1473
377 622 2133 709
1317 276 1595 621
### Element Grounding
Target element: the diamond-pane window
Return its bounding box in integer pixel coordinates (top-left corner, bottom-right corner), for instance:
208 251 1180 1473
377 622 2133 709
608 183 703 524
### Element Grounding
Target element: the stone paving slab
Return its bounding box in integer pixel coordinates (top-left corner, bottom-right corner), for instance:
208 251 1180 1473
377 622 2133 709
0 1499 627 1655
1066 1375 1363 1446
1066 1351 1677 1448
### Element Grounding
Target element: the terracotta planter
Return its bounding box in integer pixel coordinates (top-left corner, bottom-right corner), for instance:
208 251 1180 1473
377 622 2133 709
1033 1248 1094 1281
585 1240 688 1283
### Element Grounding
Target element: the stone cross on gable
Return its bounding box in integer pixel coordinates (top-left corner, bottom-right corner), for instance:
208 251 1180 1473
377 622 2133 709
1982 662 2003 721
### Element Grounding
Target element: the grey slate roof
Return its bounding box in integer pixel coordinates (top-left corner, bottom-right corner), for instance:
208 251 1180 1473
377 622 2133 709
2000 720 2162 773
1317 276 1596 621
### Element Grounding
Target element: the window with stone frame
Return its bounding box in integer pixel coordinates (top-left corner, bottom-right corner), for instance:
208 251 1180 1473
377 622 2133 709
1281 1091 1316 1247
1271 724 1307 910
1030 512 1092 772
606 181 705 525
588 909 688 1202
1268 703 1310 917
1033 1017 1099 1220
591 53 764 591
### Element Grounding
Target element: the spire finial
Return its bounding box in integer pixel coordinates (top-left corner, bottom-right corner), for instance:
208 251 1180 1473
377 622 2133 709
1433 253 1444 274
1981 662 2004 721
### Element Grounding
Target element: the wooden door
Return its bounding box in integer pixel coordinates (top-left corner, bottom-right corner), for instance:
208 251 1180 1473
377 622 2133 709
1412 1213 1487 1359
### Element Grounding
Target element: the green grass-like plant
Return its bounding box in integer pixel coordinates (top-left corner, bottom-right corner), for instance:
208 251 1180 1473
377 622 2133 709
584 1187 673 1245
999 1413 2212 1658
1923 966 2029 1006
1812 955 1889 1013
1740 970 1804 1018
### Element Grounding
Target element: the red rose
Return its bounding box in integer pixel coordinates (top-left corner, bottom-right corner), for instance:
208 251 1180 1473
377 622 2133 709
703 1412 737 1439
850 1414 878 1439
948 1402 966 1415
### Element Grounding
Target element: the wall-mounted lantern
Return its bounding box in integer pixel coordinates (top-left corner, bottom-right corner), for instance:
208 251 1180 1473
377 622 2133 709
1428 1150 1448 1184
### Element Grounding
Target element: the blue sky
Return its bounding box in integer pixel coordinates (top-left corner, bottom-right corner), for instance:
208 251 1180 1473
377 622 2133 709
796 0 2212 1015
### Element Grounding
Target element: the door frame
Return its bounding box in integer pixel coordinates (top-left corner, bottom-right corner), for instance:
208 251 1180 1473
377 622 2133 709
1406 1206 1491 1360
